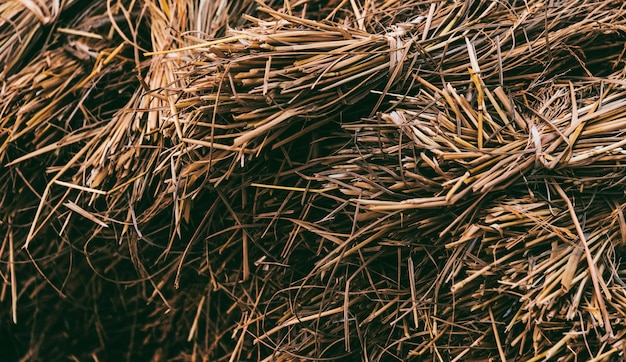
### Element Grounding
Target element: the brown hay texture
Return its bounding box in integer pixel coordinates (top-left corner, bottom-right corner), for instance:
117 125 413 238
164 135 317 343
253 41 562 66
3 0 626 360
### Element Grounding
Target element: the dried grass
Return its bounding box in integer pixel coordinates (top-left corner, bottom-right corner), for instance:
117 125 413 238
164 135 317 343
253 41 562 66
3 0 626 360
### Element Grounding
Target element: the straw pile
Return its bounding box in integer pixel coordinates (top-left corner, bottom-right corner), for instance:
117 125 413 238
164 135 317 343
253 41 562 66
3 0 626 360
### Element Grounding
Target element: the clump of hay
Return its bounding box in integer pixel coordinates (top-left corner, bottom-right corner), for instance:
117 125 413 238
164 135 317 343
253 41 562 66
3 0 626 360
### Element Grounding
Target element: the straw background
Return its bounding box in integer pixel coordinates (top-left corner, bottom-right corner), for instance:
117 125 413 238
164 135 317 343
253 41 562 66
2 0 626 360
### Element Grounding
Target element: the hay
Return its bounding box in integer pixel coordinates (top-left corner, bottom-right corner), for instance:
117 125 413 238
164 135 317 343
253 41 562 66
3 0 626 360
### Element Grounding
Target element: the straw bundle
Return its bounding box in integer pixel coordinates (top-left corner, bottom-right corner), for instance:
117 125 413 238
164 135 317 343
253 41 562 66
3 0 626 360
316 76 626 360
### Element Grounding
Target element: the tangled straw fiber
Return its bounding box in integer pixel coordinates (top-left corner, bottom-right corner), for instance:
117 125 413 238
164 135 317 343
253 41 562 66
3 0 626 360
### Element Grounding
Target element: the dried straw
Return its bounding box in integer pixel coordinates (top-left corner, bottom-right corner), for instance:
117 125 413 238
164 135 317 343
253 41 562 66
3 0 626 360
